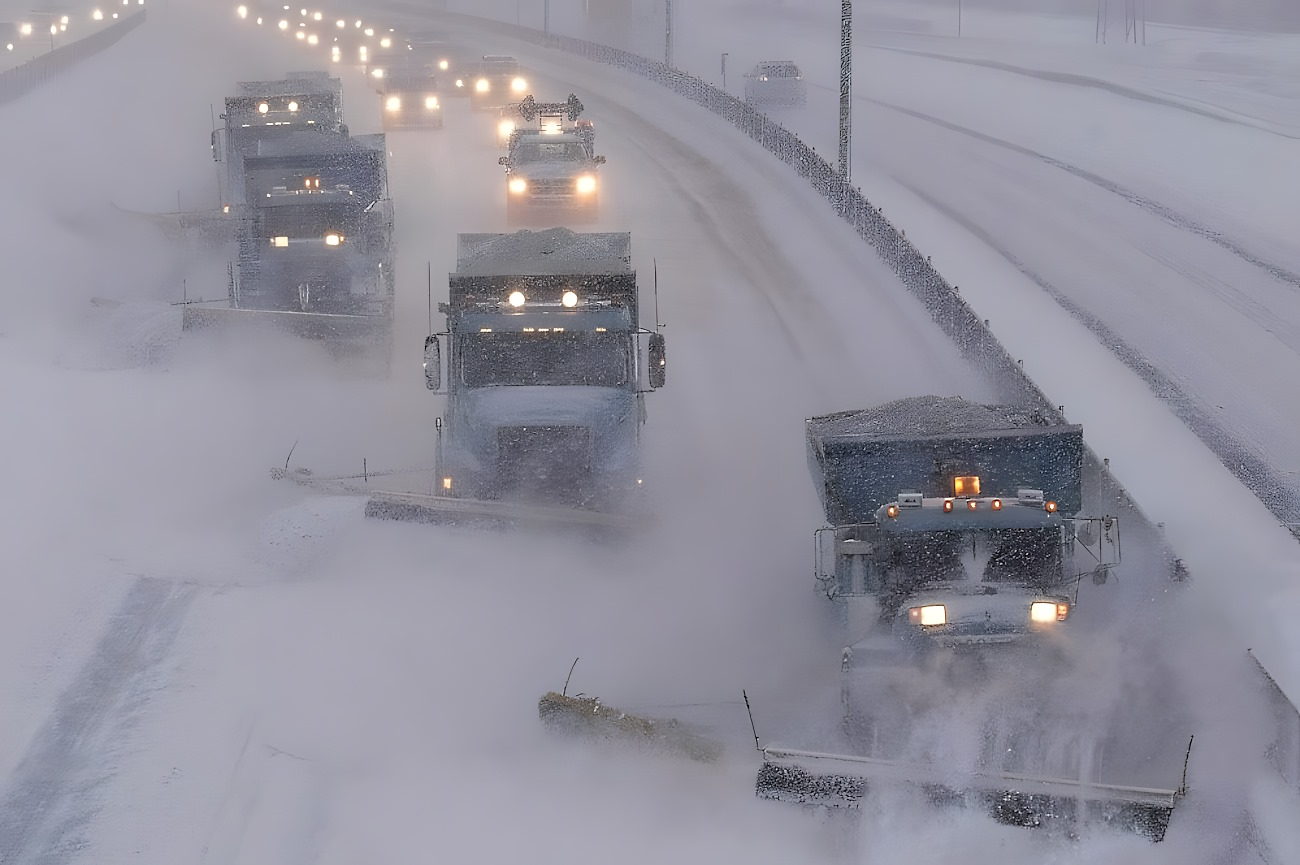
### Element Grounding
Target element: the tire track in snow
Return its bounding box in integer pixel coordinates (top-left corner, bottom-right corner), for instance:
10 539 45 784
853 92 1300 315
895 179 1300 533
864 44 1300 140
0 577 196 864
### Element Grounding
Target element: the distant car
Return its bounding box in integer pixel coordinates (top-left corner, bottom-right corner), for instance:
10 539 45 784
471 55 528 112
743 60 806 108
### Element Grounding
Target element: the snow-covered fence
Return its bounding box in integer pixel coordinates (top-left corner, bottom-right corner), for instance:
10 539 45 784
0 10 146 106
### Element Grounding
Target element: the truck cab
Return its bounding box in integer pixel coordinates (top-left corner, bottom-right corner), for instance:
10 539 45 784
422 230 665 510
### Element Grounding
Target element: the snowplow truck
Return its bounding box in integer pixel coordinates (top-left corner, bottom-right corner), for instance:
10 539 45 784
188 73 394 361
366 228 665 526
756 396 1182 840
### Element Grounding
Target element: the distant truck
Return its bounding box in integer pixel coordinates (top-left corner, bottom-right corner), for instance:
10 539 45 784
471 54 527 112
376 59 443 130
211 71 343 211
743 60 807 107
498 95 605 223
420 229 665 512
190 72 394 362
756 396 1180 839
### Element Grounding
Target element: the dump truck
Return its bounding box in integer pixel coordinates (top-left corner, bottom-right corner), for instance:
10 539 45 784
498 95 604 224
367 228 664 525
188 72 394 363
755 396 1185 840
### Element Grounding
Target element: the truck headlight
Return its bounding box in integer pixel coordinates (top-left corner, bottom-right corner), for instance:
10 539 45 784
1030 601 1069 623
561 290 578 307
371 67 384 79
287 101 299 112
324 233 343 246
908 605 946 627
386 95 401 111
425 95 439 110
498 119 515 138
475 78 489 93
511 76 527 92
508 177 527 194
439 59 449 70
508 290 526 307
271 236 289 247
575 175 597 194
257 102 269 114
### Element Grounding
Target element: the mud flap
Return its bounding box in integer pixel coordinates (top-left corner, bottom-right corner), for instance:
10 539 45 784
755 747 1179 841
538 692 723 763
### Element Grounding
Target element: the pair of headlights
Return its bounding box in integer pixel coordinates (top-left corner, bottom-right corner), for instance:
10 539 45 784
907 601 1069 628
271 233 344 247
507 176 597 194
476 77 528 94
385 96 439 111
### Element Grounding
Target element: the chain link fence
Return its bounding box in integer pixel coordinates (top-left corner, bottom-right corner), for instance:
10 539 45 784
0 11 146 106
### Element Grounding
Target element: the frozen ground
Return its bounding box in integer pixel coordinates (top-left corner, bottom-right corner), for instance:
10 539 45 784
0 1 1297 863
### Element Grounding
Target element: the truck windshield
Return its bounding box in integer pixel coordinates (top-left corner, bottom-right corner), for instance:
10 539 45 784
515 142 587 162
461 330 629 387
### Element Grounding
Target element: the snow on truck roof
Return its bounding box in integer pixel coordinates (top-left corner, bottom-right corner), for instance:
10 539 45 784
455 229 631 276
809 396 1071 443
237 75 342 98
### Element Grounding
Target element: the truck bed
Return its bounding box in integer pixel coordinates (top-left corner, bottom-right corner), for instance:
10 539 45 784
807 396 1084 524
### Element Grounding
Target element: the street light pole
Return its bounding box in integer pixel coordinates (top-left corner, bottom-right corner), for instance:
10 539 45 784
665 0 673 66
721 52 728 90
838 0 852 179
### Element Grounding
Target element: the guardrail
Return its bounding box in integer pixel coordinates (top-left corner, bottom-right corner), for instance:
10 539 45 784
0 10 146 106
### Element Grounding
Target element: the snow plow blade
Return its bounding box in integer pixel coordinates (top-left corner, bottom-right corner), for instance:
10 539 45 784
181 305 389 344
538 692 723 763
756 746 1180 841
364 491 641 531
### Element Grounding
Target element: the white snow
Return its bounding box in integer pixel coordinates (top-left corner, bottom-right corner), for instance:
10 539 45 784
1 1 1298 862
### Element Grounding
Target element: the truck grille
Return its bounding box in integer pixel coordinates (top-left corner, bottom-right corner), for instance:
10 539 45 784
496 425 592 501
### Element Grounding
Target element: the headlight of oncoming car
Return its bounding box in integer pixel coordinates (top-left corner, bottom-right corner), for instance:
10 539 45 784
908 605 946 627
508 177 527 194
511 76 527 92
324 233 343 246
271 236 289 248
475 78 489 93
1030 601 1069 623
575 175 597 194
425 95 439 110
386 95 401 111
498 119 515 138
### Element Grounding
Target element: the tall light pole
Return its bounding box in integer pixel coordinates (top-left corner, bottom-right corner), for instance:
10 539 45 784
665 0 673 66
839 0 852 180
721 52 728 90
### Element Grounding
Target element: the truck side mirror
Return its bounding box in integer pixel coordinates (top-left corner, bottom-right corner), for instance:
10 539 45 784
648 332 665 389
423 334 442 391
210 129 222 162
593 155 606 165
498 156 510 166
